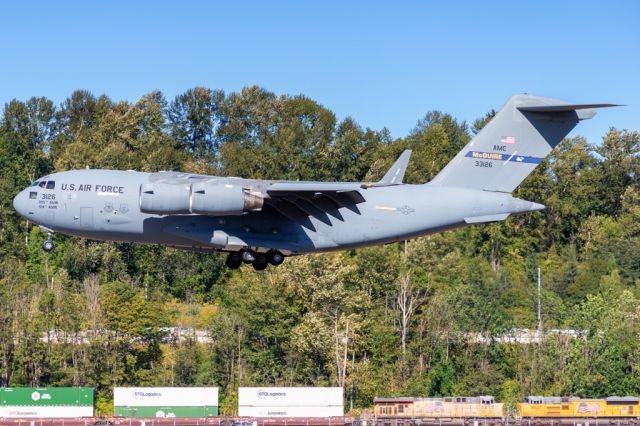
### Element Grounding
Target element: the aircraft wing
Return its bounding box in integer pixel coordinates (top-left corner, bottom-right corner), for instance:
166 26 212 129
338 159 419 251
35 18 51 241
267 182 364 193
265 181 366 229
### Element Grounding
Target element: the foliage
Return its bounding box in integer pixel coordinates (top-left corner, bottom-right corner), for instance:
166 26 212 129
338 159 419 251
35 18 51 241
0 88 639 412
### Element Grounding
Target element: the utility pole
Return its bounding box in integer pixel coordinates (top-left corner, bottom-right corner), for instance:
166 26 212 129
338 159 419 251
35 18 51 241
537 267 542 337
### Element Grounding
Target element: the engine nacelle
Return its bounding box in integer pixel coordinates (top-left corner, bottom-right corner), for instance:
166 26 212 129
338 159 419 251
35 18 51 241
190 182 263 216
139 182 264 216
139 183 191 214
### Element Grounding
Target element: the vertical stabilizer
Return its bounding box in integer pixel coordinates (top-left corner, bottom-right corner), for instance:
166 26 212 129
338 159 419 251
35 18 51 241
430 94 617 193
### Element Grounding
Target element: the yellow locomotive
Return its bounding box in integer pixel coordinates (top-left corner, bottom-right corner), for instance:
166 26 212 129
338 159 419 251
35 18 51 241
373 395 640 424
516 396 640 419
374 396 503 424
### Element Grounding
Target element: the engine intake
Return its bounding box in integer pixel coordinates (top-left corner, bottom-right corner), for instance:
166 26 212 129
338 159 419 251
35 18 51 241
139 182 264 216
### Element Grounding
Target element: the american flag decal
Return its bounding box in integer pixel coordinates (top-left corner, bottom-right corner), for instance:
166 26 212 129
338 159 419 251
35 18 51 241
501 136 516 144
577 403 601 414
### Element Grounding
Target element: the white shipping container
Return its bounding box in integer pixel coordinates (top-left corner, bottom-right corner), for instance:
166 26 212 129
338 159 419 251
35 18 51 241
114 387 218 407
0 406 93 418
238 387 343 407
238 405 344 418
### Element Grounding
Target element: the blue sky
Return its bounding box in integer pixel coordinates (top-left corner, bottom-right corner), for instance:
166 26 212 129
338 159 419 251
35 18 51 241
1 1 638 144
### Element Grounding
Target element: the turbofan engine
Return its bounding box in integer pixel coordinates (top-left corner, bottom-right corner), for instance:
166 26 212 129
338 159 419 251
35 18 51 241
139 182 264 216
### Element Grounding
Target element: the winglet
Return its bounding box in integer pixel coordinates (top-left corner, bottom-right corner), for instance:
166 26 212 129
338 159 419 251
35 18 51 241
379 149 412 185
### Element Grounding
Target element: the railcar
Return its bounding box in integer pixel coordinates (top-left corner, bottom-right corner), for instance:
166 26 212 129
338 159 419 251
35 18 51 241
516 396 640 420
374 396 503 425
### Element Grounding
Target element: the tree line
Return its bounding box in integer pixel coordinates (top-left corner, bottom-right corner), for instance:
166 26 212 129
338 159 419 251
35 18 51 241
0 87 639 414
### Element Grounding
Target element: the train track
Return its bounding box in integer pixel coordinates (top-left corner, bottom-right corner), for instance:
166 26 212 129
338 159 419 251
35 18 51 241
4 417 640 426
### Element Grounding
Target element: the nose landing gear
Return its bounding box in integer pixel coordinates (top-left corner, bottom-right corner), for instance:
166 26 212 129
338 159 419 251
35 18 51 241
42 233 54 252
226 250 285 270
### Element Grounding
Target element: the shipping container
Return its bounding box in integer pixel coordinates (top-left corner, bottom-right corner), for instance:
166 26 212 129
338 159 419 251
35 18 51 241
238 405 345 417
238 387 343 407
0 406 93 418
113 387 218 418
238 387 343 418
0 387 94 418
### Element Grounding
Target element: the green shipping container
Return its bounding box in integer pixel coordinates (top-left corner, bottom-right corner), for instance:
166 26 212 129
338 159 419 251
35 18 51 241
0 387 94 407
113 387 218 418
114 405 218 417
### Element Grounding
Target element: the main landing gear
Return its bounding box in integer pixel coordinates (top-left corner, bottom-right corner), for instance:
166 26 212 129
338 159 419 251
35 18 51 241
225 249 285 270
42 233 54 252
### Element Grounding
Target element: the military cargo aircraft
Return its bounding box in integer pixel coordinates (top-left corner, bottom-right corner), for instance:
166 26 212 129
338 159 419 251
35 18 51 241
13 95 616 270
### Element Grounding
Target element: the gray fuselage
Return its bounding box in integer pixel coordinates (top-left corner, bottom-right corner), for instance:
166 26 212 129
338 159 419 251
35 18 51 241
13 169 539 255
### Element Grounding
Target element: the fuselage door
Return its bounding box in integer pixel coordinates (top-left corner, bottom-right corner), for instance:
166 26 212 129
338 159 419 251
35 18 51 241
46 211 55 226
80 207 93 228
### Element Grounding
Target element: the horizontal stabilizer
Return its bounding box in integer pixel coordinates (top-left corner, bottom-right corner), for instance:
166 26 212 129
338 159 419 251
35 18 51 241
517 103 621 112
519 103 621 121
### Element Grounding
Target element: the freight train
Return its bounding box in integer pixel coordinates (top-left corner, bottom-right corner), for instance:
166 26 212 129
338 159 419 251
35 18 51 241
4 387 640 426
372 395 640 425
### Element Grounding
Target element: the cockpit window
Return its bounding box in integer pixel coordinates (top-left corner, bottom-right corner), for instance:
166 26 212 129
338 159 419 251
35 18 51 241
30 181 40 187
46 181 55 189
39 181 47 188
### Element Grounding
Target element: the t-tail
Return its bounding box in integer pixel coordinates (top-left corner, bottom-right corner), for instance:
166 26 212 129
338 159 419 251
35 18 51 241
430 94 618 193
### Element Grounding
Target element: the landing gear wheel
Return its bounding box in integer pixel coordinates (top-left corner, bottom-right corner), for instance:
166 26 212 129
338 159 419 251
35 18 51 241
225 252 242 269
267 250 285 266
241 250 256 264
42 234 54 252
252 253 269 271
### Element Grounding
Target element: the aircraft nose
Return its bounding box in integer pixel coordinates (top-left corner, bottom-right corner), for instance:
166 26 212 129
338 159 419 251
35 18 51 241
13 189 29 218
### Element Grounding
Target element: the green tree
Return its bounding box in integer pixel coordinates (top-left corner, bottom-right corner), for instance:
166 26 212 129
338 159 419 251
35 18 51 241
595 129 640 215
168 87 224 162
